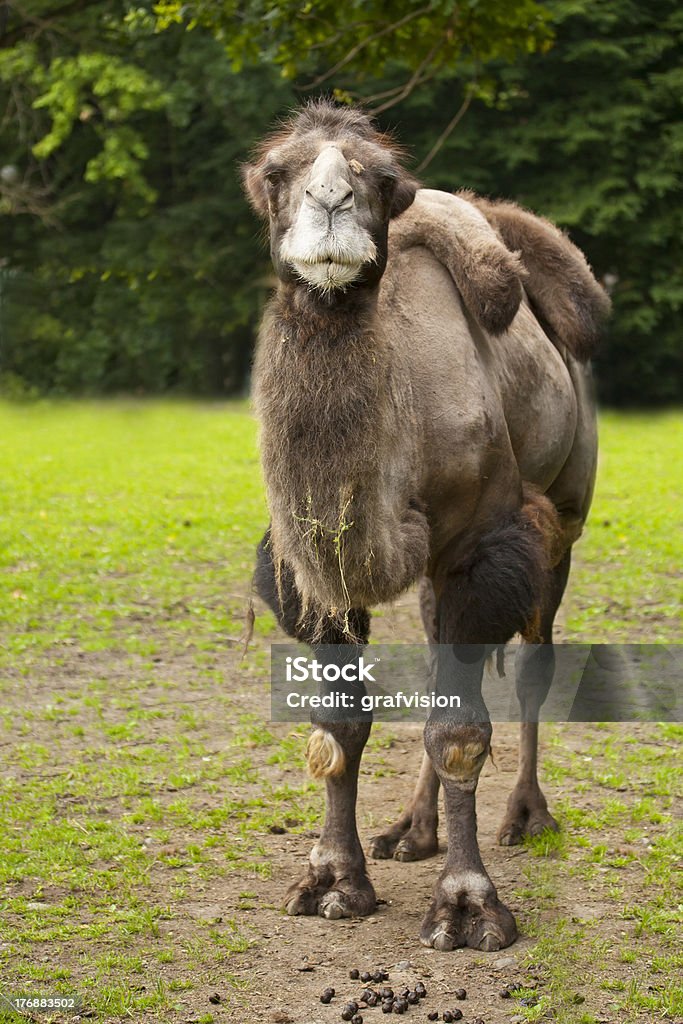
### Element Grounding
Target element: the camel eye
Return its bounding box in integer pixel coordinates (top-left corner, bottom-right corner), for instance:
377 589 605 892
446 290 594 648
264 168 285 187
378 171 398 196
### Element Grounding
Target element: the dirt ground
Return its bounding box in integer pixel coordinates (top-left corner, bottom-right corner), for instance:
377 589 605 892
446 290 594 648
214 587 680 1024
3 581 679 1024
226 724 555 1024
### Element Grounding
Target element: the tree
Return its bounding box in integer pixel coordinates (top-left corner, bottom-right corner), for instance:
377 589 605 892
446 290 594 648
396 0 683 404
0 5 294 393
1 0 680 403
160 1 550 89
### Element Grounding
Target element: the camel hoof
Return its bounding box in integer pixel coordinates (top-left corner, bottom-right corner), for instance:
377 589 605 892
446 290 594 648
368 833 397 859
284 870 376 920
320 893 346 920
431 929 455 952
394 830 438 862
285 890 319 916
394 842 418 862
420 875 517 952
479 930 504 952
369 822 438 862
498 806 559 846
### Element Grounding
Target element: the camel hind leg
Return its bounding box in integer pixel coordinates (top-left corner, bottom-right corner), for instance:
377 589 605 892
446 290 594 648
369 747 440 861
497 549 571 845
369 577 441 862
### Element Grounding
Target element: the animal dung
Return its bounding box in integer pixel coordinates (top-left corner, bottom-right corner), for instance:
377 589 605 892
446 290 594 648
315 973 432 1020
307 965 489 1023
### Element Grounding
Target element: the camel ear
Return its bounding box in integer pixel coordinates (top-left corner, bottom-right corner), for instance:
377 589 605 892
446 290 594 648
241 163 269 218
390 172 419 219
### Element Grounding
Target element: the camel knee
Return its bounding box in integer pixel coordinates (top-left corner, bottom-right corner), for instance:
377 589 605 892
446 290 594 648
424 721 492 785
307 729 346 778
254 528 370 643
307 719 371 779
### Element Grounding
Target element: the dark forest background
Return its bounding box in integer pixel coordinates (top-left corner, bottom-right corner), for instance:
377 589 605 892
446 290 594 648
1 0 681 405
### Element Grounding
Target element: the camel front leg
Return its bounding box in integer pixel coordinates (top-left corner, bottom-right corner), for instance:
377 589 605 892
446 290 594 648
420 514 549 951
420 644 517 951
285 648 376 920
254 532 376 919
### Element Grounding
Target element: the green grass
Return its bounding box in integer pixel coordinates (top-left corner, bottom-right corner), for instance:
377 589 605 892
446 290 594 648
0 399 268 668
1 403 679 663
0 400 681 1022
564 410 682 641
514 721 683 1023
0 399 313 1019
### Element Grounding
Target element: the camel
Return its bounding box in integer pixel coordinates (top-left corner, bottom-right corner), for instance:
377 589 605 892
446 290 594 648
244 100 609 951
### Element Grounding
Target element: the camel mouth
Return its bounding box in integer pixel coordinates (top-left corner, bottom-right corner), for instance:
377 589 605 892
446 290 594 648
279 224 378 291
289 257 364 292
295 255 361 269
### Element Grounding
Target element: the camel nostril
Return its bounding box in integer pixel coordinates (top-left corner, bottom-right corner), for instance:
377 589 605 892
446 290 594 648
305 180 354 213
338 186 354 207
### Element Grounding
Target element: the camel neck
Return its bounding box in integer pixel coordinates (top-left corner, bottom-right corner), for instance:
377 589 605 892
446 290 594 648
273 283 380 347
252 276 425 618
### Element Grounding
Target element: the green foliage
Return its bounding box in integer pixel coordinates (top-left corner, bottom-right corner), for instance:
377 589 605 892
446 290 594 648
156 0 552 91
0 13 293 393
0 0 680 402
399 0 683 404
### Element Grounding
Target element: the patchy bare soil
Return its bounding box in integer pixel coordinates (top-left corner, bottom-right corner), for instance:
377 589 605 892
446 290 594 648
217 588 680 1024
1 580 680 1024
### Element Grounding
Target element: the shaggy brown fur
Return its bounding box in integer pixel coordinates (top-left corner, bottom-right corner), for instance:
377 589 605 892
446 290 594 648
437 513 548 646
521 483 566 570
243 101 419 224
253 286 429 636
247 101 604 948
463 191 611 361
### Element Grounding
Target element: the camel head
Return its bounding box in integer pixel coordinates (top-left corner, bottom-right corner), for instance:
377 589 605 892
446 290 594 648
243 101 419 295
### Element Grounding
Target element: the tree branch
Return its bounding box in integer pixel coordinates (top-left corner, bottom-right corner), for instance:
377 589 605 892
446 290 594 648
0 0 104 48
416 92 473 173
369 41 444 114
0 176 57 223
302 5 431 90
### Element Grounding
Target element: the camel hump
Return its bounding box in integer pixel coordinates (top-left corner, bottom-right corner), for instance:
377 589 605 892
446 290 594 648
459 191 611 361
391 189 526 336
390 188 610 360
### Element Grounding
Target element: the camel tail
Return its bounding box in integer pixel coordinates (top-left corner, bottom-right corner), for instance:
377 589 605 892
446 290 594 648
462 191 611 362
